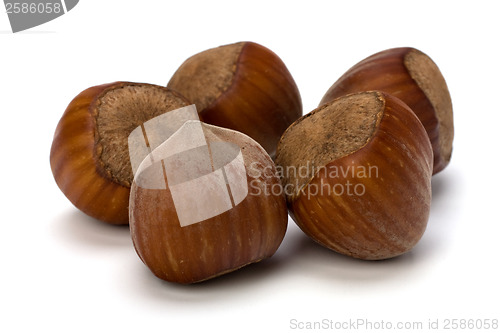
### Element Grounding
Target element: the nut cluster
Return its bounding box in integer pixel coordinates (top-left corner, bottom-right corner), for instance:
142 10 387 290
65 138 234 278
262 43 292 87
50 43 453 283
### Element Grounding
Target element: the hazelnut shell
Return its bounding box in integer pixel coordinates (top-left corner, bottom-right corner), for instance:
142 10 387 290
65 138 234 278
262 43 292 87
320 47 453 174
276 91 433 260
50 82 190 224
129 122 288 283
167 41 302 158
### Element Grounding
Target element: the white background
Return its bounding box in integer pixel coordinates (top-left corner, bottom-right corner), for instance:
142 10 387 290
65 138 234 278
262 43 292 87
1 1 499 332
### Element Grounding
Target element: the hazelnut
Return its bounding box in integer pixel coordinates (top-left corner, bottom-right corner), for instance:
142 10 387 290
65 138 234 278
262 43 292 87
129 120 288 283
167 41 302 158
320 47 453 174
276 91 433 260
50 82 190 224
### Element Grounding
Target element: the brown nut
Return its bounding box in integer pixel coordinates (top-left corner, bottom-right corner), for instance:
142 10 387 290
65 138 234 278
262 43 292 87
276 91 433 260
320 47 453 174
129 121 288 283
167 41 302 158
50 82 190 224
